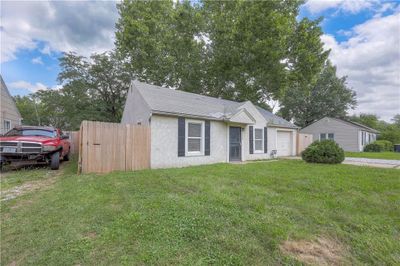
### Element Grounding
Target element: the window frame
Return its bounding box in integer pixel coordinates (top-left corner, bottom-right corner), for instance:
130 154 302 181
253 127 264 153
320 133 334 141
185 119 205 156
3 119 11 132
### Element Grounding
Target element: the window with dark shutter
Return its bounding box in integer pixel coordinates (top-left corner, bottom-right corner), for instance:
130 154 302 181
205 121 210 156
178 117 185 157
249 126 254 154
264 127 268 153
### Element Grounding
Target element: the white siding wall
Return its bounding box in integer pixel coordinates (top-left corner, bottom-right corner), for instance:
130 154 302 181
1 82 21 134
121 85 151 125
150 115 228 169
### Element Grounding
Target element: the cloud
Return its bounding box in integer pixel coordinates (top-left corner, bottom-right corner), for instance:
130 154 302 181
8 81 48 93
304 0 379 14
31 56 44 65
321 12 400 121
0 1 118 63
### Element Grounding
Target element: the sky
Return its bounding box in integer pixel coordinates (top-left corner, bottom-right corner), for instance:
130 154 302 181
1 0 399 121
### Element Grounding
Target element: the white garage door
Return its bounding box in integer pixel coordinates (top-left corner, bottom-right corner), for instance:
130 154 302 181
277 131 292 157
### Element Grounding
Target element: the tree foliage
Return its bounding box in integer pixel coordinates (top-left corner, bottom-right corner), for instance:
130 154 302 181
349 113 400 144
280 61 357 127
116 0 330 107
15 52 131 130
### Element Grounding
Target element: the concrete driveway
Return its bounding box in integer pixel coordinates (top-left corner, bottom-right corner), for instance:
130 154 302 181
343 157 400 169
281 156 400 169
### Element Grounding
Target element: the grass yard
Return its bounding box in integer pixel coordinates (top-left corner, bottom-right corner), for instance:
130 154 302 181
1 159 399 265
345 151 400 160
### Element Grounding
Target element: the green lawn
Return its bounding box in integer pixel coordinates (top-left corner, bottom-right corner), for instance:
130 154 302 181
345 151 400 160
1 160 399 265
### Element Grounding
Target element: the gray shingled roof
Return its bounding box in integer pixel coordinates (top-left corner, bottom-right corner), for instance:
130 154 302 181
332 117 379 133
133 80 297 128
255 106 298 129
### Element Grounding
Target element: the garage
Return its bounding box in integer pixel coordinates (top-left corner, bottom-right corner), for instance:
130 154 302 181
277 131 292 157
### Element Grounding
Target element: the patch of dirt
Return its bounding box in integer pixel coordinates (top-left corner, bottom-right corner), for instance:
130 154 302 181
280 237 347 265
83 231 97 239
1 166 65 202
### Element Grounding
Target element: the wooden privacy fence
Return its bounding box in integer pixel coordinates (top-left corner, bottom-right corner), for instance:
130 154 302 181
78 121 150 174
65 131 79 155
297 133 313 155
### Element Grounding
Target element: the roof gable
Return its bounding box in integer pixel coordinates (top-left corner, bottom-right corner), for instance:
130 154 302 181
131 80 296 128
228 108 256 124
301 117 379 133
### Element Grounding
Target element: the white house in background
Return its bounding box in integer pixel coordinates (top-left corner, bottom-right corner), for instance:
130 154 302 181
300 117 379 152
0 75 22 134
121 81 298 169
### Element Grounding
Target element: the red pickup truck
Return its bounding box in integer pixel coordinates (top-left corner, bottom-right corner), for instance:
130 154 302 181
0 126 70 170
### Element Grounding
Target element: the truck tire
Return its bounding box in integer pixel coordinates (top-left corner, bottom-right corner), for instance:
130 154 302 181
63 150 70 161
50 151 60 170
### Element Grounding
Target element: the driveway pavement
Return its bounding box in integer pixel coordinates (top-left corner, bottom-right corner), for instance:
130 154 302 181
281 156 400 169
343 157 400 169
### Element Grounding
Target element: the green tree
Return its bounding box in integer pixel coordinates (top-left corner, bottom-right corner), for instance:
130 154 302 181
379 124 400 144
116 0 204 92
391 114 400 127
349 114 384 130
15 95 42 126
57 51 132 126
350 114 400 144
280 61 357 127
115 0 328 106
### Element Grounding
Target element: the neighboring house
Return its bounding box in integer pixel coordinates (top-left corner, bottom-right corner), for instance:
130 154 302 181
300 117 379 152
122 81 298 169
0 75 22 134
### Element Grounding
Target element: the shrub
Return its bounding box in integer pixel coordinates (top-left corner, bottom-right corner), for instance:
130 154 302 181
374 140 393 151
301 140 344 164
364 140 393 152
364 143 381 152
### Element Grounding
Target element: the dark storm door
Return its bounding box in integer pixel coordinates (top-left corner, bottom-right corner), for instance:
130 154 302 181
229 127 242 161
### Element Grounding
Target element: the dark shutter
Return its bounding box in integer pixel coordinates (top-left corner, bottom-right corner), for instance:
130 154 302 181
178 117 185 157
249 126 254 154
205 120 210 156
264 127 268 153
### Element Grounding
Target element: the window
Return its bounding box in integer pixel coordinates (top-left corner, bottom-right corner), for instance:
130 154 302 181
320 133 334 141
3 120 11 132
186 120 204 155
361 131 366 146
254 128 264 152
5 129 57 138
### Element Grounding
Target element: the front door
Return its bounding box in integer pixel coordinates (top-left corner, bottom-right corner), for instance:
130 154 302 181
229 127 241 161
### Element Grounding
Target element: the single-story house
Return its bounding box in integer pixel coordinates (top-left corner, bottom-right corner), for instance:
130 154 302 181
0 75 22 134
300 117 379 152
121 81 298 169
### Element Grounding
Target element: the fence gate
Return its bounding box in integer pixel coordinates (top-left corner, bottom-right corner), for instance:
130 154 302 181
78 121 150 174
296 133 313 155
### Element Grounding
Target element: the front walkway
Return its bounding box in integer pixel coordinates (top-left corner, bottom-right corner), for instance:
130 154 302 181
281 156 400 169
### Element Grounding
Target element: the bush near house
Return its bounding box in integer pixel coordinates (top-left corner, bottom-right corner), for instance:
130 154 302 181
374 140 393 151
302 140 345 164
364 140 393 152
364 143 382 152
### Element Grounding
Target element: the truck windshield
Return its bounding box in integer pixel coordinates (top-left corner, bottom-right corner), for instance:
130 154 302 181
5 129 57 138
